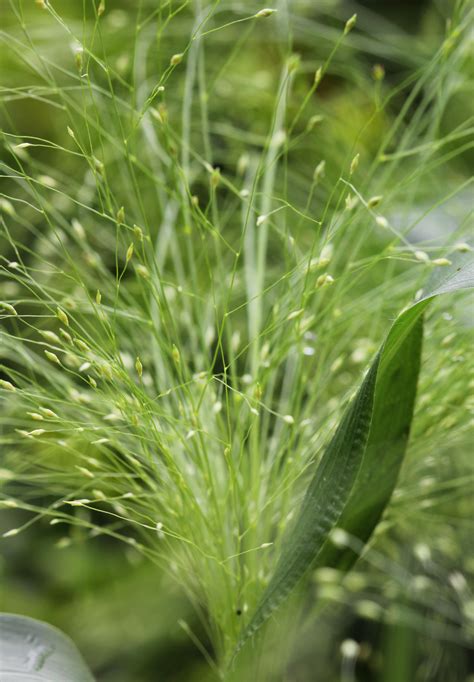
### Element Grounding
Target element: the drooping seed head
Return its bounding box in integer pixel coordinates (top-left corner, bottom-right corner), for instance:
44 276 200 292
56 307 69 326
170 53 183 66
414 250 430 263
375 215 389 228
45 350 61 365
255 8 277 18
367 195 382 208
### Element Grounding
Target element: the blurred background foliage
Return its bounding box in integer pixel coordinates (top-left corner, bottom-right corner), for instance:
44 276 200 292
0 0 473 680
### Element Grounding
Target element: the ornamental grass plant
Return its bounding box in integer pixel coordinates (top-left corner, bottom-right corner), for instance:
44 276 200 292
0 1 473 680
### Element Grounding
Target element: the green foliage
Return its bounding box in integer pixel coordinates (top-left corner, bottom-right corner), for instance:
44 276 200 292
0 1 472 680
235 255 473 656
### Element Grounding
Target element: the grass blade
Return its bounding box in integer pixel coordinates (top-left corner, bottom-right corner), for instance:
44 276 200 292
235 254 474 655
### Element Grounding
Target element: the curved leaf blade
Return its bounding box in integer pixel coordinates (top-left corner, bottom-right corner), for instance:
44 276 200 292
235 254 473 655
0 614 95 682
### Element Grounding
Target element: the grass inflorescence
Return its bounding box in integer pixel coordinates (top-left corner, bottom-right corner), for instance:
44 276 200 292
0 1 473 679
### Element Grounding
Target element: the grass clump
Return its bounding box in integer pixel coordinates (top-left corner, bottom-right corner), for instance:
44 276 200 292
0 1 473 679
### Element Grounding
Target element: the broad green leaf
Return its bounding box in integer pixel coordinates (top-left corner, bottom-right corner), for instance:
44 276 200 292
235 253 473 654
0 614 95 682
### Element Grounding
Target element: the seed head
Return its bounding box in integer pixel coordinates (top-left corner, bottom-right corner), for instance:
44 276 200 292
93 157 104 175
60 329 73 344
3 528 20 537
449 571 468 594
330 527 351 547
29 429 46 437
39 408 58 419
283 414 295 425
372 63 385 81
38 175 57 189
309 256 324 271
255 8 277 18
414 543 431 563
133 224 144 241
74 339 89 352
307 115 324 132
135 356 143 378
454 242 471 252
0 199 15 216
0 379 16 392
56 307 69 326
116 206 125 224
45 350 61 365
126 243 134 263
98 0 105 16
96 290 101 305
40 330 60 344
287 309 304 320
314 66 323 87
152 104 168 125
340 639 360 659
350 153 359 175
344 13 357 35
375 215 389 228
314 160 325 181
344 195 358 211
136 264 150 279
432 258 451 267
75 48 83 73
414 250 430 263
172 344 181 365
71 218 85 239
210 167 221 189
316 273 335 288
27 412 44 421
1 302 17 316
287 54 300 73
367 195 382 209
170 53 183 66
231 331 241 352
